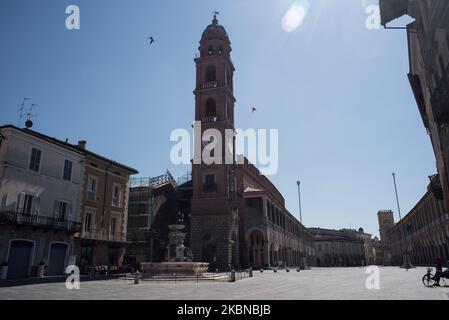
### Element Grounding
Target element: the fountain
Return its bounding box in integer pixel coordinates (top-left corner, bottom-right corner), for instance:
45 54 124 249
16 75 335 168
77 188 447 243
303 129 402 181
140 224 209 275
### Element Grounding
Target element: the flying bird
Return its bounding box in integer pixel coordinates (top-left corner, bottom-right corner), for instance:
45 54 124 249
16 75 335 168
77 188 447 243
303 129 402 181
251 107 257 113
148 36 154 45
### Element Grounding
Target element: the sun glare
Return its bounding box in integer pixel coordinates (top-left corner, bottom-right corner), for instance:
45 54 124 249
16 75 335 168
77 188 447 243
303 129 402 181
282 0 310 33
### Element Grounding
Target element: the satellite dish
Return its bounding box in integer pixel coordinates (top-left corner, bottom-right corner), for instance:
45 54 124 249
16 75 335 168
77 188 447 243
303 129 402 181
25 120 33 129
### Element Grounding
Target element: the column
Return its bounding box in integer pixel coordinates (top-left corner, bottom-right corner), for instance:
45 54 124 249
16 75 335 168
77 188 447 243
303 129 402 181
264 241 270 267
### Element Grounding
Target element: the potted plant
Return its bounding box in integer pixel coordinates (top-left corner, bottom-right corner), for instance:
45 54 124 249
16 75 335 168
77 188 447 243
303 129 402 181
0 262 8 280
37 261 46 278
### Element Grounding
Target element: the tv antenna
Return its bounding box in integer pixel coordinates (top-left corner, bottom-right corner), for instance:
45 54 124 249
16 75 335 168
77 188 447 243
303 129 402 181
18 97 31 127
24 103 38 129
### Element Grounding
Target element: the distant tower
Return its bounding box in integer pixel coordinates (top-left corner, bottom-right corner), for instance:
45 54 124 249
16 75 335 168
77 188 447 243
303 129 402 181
190 14 238 270
377 210 395 244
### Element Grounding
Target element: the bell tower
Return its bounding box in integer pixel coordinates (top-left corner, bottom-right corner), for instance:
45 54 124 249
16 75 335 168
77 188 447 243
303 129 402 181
190 15 239 271
194 14 235 130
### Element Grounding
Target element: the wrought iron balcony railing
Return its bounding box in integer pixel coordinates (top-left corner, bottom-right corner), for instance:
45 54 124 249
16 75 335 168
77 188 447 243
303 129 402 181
81 229 127 242
0 211 81 232
201 116 218 124
202 81 218 89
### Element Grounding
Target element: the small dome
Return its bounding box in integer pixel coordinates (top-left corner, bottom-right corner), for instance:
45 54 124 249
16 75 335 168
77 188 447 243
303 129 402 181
201 15 229 42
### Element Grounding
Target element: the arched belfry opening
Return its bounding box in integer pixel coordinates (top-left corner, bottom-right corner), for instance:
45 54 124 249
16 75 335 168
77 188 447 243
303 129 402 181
206 65 217 82
206 99 217 117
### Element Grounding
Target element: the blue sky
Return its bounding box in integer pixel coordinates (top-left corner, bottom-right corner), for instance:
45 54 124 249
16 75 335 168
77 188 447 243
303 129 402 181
0 0 436 237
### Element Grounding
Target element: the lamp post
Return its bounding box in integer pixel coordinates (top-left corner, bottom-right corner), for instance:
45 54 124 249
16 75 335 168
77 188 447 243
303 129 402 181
297 180 302 224
392 172 412 269
392 173 402 220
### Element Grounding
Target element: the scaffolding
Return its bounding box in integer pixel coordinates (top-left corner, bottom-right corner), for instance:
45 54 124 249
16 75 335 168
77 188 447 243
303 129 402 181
128 170 177 230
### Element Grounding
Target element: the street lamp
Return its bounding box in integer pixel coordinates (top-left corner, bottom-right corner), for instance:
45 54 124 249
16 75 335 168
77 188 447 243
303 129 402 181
392 172 412 269
297 180 302 224
392 173 402 220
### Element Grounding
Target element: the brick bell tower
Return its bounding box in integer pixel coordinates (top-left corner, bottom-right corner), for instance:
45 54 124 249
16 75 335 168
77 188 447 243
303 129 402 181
190 15 240 271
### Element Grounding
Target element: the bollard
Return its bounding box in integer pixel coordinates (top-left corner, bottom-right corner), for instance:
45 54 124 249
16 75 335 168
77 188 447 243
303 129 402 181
286 268 290 272
296 268 300 272
89 268 95 280
260 269 264 273
274 268 277 273
248 267 253 277
37 262 45 278
230 269 236 282
134 271 140 284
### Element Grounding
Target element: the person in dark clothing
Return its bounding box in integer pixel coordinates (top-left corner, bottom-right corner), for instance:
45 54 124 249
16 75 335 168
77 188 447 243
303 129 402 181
434 257 449 287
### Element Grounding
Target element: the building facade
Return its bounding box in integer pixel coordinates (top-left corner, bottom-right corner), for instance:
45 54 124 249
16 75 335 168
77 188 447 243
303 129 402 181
190 16 315 271
75 141 138 271
379 0 449 265
0 125 84 279
309 228 370 267
384 188 449 266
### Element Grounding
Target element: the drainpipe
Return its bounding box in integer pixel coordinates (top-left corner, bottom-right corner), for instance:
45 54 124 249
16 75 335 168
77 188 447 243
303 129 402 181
102 164 112 233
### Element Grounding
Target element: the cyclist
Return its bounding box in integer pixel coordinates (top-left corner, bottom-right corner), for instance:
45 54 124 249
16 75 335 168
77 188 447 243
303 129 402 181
433 257 449 287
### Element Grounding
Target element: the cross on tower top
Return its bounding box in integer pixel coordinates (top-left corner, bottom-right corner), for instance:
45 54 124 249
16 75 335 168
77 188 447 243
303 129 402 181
212 11 219 24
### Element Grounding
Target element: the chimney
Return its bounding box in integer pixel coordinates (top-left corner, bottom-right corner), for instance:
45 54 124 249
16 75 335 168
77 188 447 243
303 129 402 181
78 140 87 149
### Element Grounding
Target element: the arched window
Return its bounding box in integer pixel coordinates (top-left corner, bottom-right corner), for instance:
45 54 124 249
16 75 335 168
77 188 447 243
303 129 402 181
208 46 213 55
206 65 216 82
218 46 224 54
206 99 216 117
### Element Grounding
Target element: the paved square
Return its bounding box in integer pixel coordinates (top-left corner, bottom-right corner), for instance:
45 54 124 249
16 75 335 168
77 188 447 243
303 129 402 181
1 267 448 300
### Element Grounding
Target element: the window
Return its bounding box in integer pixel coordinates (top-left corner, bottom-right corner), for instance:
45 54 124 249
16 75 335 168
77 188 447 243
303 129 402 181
206 99 216 117
112 184 121 207
29 148 42 172
56 201 70 221
208 45 213 55
204 174 216 192
63 160 73 181
205 65 216 82
87 176 97 201
84 212 93 232
21 194 34 215
110 216 117 239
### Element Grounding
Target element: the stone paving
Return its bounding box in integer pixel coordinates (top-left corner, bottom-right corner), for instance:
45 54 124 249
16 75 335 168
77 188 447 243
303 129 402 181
0 267 448 300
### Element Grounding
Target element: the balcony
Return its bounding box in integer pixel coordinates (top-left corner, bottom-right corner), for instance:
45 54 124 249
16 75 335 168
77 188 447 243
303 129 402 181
202 81 218 89
201 116 217 124
81 229 127 242
0 211 81 233
431 64 449 124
